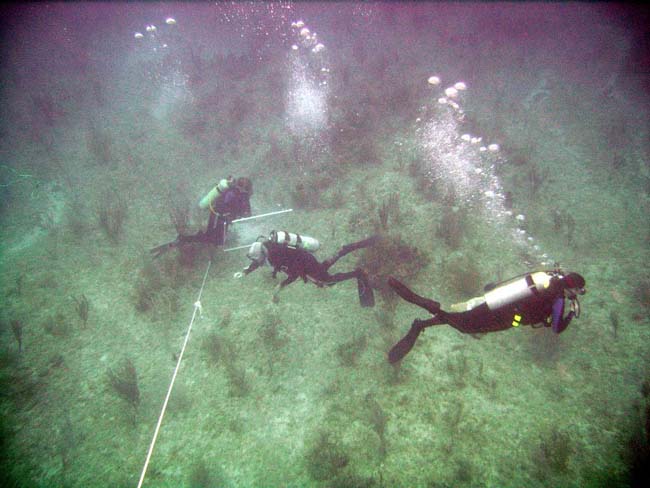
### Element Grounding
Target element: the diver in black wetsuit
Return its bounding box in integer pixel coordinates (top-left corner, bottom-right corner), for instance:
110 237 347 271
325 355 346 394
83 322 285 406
150 176 252 257
387 270 586 363
237 231 378 307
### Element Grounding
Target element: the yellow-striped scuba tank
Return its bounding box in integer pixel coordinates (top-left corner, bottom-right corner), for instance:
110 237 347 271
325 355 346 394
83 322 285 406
198 178 232 210
268 230 320 252
484 271 554 310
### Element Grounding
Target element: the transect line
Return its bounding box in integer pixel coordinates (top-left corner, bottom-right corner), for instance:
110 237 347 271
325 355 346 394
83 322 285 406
231 208 293 223
136 259 212 488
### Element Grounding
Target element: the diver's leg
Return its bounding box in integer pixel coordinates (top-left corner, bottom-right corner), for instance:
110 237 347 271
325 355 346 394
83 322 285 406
321 268 374 307
272 274 299 303
388 277 441 314
214 216 227 246
322 235 380 270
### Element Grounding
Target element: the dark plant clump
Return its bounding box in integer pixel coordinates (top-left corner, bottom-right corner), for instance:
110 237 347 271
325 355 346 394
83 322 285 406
97 189 127 243
357 233 430 299
365 394 388 459
73 294 89 328
437 206 467 250
133 259 181 321
86 123 113 166
66 196 87 239
168 188 191 236
58 413 75 475
260 308 284 350
305 432 350 482
376 193 402 231
42 313 71 337
201 332 249 397
444 255 482 298
225 364 250 398
202 331 228 365
634 279 650 313
187 459 229 488
609 310 620 339
524 164 550 200
552 208 576 246
534 427 574 480
0 352 43 409
10 320 23 352
107 358 140 424
290 173 334 210
374 301 397 330
336 334 368 367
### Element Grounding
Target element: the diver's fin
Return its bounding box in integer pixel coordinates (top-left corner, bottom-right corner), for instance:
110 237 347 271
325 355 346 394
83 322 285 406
149 233 205 258
357 271 375 307
388 321 425 364
339 235 381 256
150 238 180 259
388 277 440 314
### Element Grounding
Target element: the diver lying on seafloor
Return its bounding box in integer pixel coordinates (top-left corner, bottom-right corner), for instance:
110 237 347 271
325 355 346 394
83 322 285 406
150 176 252 258
236 230 378 307
387 269 586 363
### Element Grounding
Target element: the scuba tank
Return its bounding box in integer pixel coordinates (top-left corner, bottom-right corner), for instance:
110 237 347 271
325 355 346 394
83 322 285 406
199 177 232 209
484 271 554 310
268 230 320 252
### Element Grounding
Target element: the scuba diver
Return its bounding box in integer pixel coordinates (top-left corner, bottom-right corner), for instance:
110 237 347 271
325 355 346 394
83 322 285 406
236 231 378 307
387 269 586 363
151 176 252 258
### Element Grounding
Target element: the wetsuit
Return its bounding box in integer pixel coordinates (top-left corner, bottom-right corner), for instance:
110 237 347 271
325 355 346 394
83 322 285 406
244 236 378 306
204 187 251 245
388 272 584 363
403 277 576 334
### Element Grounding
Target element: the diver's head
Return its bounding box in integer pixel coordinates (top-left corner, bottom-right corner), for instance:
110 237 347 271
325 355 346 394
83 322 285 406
246 240 267 265
563 272 586 296
235 177 253 195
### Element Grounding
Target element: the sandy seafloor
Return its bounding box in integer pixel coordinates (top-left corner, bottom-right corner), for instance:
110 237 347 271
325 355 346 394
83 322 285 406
1 2 649 487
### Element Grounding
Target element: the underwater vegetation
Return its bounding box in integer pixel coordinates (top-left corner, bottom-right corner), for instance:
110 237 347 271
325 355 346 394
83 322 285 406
634 279 650 314
106 357 140 425
533 427 574 481
201 331 250 398
552 207 576 246
73 294 89 329
133 256 189 322
42 311 71 338
85 122 114 167
304 431 351 482
0 3 648 487
336 333 368 367
167 183 192 236
358 233 430 300
97 188 128 243
436 203 467 251
10 320 23 353
187 459 230 488
444 254 482 298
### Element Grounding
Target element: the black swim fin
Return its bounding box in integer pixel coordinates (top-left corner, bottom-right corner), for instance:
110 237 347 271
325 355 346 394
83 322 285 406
357 271 375 307
388 321 425 364
150 233 211 258
388 277 440 314
150 238 180 259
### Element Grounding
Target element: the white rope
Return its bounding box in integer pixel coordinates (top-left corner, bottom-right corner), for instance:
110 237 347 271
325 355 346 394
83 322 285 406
136 259 212 488
231 208 292 224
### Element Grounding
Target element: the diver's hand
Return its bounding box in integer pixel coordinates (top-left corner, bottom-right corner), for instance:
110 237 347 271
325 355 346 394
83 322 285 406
233 272 244 279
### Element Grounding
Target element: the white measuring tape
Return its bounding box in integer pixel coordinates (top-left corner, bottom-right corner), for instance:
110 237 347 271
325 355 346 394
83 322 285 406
136 259 212 488
137 207 293 486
